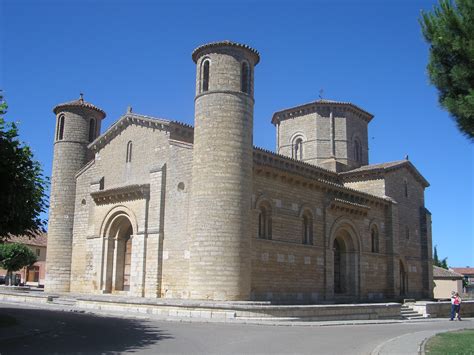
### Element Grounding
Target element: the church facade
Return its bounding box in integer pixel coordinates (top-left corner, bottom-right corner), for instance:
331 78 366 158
45 41 433 302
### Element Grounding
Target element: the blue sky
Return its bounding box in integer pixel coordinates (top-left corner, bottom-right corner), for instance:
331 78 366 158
1 0 472 266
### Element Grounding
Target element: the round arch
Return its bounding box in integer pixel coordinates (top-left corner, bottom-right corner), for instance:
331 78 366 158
99 205 139 239
368 219 381 253
329 216 361 299
99 205 138 293
253 195 275 213
298 204 314 218
328 216 361 252
399 257 409 297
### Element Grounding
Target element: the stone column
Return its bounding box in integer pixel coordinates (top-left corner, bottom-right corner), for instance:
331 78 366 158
144 165 166 298
386 202 400 298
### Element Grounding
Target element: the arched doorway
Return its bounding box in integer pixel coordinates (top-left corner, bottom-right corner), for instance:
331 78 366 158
102 214 134 293
332 229 359 299
399 260 407 297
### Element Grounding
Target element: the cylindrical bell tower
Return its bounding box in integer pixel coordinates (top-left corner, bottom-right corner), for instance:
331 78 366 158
188 41 260 300
45 95 105 292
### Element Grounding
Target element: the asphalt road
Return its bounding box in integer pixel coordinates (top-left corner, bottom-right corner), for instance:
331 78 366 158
0 304 472 354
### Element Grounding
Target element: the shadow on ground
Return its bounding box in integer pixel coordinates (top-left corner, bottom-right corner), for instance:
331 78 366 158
0 307 172 354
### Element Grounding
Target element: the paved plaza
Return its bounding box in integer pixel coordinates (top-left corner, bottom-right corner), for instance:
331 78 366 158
1 303 471 354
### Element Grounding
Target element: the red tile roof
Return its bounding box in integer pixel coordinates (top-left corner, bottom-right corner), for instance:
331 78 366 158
450 267 474 276
433 266 463 279
5 231 47 247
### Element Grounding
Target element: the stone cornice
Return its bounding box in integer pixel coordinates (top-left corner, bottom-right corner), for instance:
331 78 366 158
340 160 430 188
271 99 374 125
329 198 370 216
88 113 194 152
75 159 95 179
253 148 391 209
91 184 150 205
253 147 339 183
192 40 260 65
53 97 106 118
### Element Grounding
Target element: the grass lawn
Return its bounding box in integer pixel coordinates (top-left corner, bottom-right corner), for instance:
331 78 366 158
0 315 17 328
425 329 474 355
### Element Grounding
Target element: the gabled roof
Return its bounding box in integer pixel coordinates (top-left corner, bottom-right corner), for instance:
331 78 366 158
450 267 474 276
340 159 430 188
5 231 47 247
271 99 374 125
433 266 463 279
53 95 106 118
88 113 194 152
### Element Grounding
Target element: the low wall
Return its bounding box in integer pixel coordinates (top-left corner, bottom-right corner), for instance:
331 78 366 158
0 289 402 322
0 289 50 304
76 298 401 321
410 300 474 318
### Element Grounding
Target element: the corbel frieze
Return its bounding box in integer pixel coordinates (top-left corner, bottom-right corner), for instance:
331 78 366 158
91 184 150 205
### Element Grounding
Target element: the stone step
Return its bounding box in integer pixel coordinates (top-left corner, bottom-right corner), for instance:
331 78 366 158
400 304 425 320
50 298 77 306
237 317 301 322
404 315 425 320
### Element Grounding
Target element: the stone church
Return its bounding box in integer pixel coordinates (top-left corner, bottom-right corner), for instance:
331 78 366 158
45 41 433 303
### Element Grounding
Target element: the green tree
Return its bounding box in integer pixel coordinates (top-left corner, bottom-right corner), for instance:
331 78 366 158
0 91 48 241
433 245 449 269
420 0 474 140
0 243 37 286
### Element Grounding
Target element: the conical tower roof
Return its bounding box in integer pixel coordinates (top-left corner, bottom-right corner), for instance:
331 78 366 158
53 94 106 118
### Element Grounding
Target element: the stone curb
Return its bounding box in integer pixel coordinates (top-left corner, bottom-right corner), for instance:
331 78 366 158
418 327 472 355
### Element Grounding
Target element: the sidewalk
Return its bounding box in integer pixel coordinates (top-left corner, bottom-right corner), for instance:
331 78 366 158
1 299 472 354
370 321 471 355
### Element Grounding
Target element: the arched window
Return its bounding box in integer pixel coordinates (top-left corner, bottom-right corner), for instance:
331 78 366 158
57 115 65 140
126 141 132 163
302 212 313 245
354 139 362 162
241 61 250 94
201 59 210 92
371 226 379 253
293 137 303 160
258 203 272 240
404 179 408 198
89 119 96 142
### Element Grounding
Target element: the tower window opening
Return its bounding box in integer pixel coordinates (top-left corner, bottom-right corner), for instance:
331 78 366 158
354 139 362 162
241 61 250 94
258 204 272 240
371 226 379 253
89 119 96 142
201 59 210 92
126 141 133 163
302 212 313 245
57 115 65 140
293 137 303 160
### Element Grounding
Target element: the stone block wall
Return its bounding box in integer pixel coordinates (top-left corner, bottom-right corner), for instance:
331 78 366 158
251 171 393 303
276 105 369 171
161 141 193 298
385 168 428 298
94 124 170 189
70 162 98 293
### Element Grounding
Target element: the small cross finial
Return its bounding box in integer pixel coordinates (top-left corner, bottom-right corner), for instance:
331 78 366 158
318 89 324 100
405 154 409 160
79 93 84 102
127 106 133 113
